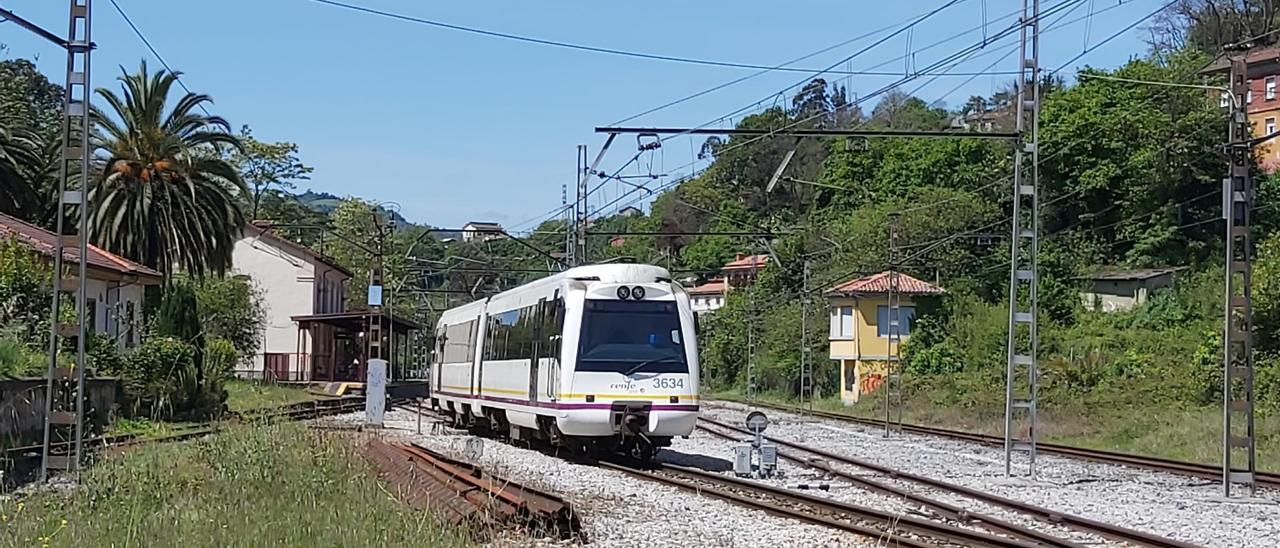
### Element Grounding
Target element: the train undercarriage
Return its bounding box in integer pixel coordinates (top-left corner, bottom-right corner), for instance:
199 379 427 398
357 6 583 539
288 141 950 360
433 399 672 461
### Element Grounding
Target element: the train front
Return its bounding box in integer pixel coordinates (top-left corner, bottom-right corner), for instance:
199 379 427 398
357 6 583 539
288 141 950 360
560 270 700 459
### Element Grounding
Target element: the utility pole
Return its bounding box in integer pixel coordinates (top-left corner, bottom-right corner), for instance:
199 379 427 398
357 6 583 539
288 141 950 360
1004 0 1042 479
39 0 93 481
575 145 589 267
885 213 902 437
800 258 813 414
746 251 759 405
561 183 570 270
1223 51 1257 497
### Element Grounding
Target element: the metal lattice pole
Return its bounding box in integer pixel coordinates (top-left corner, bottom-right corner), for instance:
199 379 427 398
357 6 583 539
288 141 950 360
576 145 590 267
40 0 93 481
746 254 759 405
1223 53 1257 497
885 213 902 437
1004 0 1041 479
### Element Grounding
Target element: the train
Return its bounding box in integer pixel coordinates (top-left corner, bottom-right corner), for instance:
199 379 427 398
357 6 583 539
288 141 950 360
428 263 700 459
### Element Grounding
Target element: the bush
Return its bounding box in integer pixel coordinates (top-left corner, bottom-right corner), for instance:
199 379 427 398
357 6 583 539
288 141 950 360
87 332 124 376
120 336 195 419
0 326 42 377
120 336 227 420
194 275 266 361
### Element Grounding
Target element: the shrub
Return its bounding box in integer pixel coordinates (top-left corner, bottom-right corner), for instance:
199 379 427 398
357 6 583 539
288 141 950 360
0 325 42 377
194 275 266 361
87 332 125 376
120 336 195 419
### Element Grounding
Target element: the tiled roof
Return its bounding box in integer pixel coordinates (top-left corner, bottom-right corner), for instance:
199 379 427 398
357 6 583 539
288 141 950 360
827 271 944 296
243 222 353 278
722 253 769 270
0 212 162 281
1076 267 1183 281
688 278 727 295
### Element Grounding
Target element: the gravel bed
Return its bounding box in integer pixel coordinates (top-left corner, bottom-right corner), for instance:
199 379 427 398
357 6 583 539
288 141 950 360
332 409 876 548
703 401 1280 548
666 422 1116 547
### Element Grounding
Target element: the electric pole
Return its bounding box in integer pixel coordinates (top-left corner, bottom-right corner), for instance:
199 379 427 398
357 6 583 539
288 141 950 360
800 258 813 414
39 0 94 481
1004 0 1042 479
1223 51 1257 497
885 213 902 437
575 145 589 267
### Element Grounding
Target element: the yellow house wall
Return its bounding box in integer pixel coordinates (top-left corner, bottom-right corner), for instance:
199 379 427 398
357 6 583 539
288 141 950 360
828 294 918 403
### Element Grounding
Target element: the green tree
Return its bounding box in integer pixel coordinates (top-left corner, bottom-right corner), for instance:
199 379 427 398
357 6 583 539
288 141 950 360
0 121 40 218
194 274 267 361
89 62 249 276
228 126 313 220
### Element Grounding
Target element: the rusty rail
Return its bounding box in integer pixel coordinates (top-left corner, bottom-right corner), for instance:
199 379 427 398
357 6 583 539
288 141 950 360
363 439 581 539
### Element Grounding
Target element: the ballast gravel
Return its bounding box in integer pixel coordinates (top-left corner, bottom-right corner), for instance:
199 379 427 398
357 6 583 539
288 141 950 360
342 408 878 548
701 401 1280 548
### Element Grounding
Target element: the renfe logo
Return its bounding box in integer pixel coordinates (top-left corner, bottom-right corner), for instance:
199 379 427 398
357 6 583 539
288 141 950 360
609 382 637 391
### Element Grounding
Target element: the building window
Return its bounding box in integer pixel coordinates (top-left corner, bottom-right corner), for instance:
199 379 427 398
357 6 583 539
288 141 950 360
1247 82 1253 104
876 306 916 338
125 301 136 348
1221 91 1231 108
1268 117 1277 136
1268 77 1277 100
830 306 854 339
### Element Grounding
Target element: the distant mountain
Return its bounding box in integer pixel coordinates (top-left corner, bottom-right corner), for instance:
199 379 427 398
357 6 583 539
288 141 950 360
294 189 409 225
291 189 463 241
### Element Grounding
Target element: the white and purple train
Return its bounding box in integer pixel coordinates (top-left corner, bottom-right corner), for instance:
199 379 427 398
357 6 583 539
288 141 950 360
429 263 700 459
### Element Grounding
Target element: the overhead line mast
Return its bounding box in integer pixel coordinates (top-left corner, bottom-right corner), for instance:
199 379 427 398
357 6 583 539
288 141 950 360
1003 0 1042 479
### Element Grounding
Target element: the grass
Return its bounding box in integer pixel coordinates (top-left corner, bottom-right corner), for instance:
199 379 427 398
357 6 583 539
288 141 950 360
714 387 1280 471
224 379 318 413
0 422 471 547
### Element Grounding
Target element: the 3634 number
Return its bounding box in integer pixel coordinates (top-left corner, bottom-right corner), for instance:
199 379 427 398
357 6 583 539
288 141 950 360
652 377 685 390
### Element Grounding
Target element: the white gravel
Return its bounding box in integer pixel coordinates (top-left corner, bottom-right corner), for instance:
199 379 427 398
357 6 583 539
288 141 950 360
701 401 1280 548
337 409 877 548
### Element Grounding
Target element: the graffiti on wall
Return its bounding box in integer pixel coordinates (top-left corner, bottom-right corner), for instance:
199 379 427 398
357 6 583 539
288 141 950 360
857 360 889 396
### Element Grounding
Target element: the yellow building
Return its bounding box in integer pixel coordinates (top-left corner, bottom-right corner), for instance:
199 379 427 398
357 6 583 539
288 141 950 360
826 271 944 404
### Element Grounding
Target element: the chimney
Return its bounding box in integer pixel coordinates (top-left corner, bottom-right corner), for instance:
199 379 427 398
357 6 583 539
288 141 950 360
735 253 745 261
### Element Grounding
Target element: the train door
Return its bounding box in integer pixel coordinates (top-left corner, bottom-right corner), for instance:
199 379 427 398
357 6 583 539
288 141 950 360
528 298 547 403
544 294 564 401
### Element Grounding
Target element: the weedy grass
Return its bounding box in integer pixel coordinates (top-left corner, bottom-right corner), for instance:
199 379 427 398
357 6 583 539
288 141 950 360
0 422 471 547
224 379 318 412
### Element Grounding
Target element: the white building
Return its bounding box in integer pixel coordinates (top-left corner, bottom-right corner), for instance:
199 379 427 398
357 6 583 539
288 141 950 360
232 223 352 381
461 221 503 242
688 278 727 314
0 212 162 350
1078 268 1182 313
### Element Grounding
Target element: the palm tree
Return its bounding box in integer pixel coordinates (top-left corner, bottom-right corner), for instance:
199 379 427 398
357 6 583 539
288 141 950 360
90 62 248 276
0 121 41 219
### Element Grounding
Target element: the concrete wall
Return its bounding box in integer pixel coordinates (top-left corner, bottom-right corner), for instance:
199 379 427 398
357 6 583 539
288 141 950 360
232 236 317 380
0 378 119 449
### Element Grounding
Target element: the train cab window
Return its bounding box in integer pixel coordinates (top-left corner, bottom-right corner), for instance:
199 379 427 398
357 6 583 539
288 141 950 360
577 300 688 375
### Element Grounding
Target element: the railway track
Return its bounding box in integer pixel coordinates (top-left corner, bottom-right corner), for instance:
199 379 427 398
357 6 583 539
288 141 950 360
399 404 1082 547
365 439 581 538
699 416 1200 548
717 399 1280 490
4 395 372 477
601 458 1053 548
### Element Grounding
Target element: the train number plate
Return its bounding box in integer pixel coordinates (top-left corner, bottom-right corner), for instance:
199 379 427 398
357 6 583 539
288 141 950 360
652 377 685 390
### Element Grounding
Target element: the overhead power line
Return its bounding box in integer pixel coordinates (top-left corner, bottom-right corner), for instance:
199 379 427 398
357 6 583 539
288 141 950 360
107 0 210 116
306 0 1002 77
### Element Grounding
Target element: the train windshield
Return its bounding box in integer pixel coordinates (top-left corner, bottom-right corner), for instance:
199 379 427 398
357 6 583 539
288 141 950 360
577 299 688 375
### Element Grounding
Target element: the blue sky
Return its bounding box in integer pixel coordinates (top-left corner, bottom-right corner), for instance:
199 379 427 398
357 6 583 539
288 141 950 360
2 0 1160 230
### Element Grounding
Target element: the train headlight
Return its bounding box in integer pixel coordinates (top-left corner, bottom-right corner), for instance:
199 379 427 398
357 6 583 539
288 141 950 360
631 286 646 300
617 286 632 300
